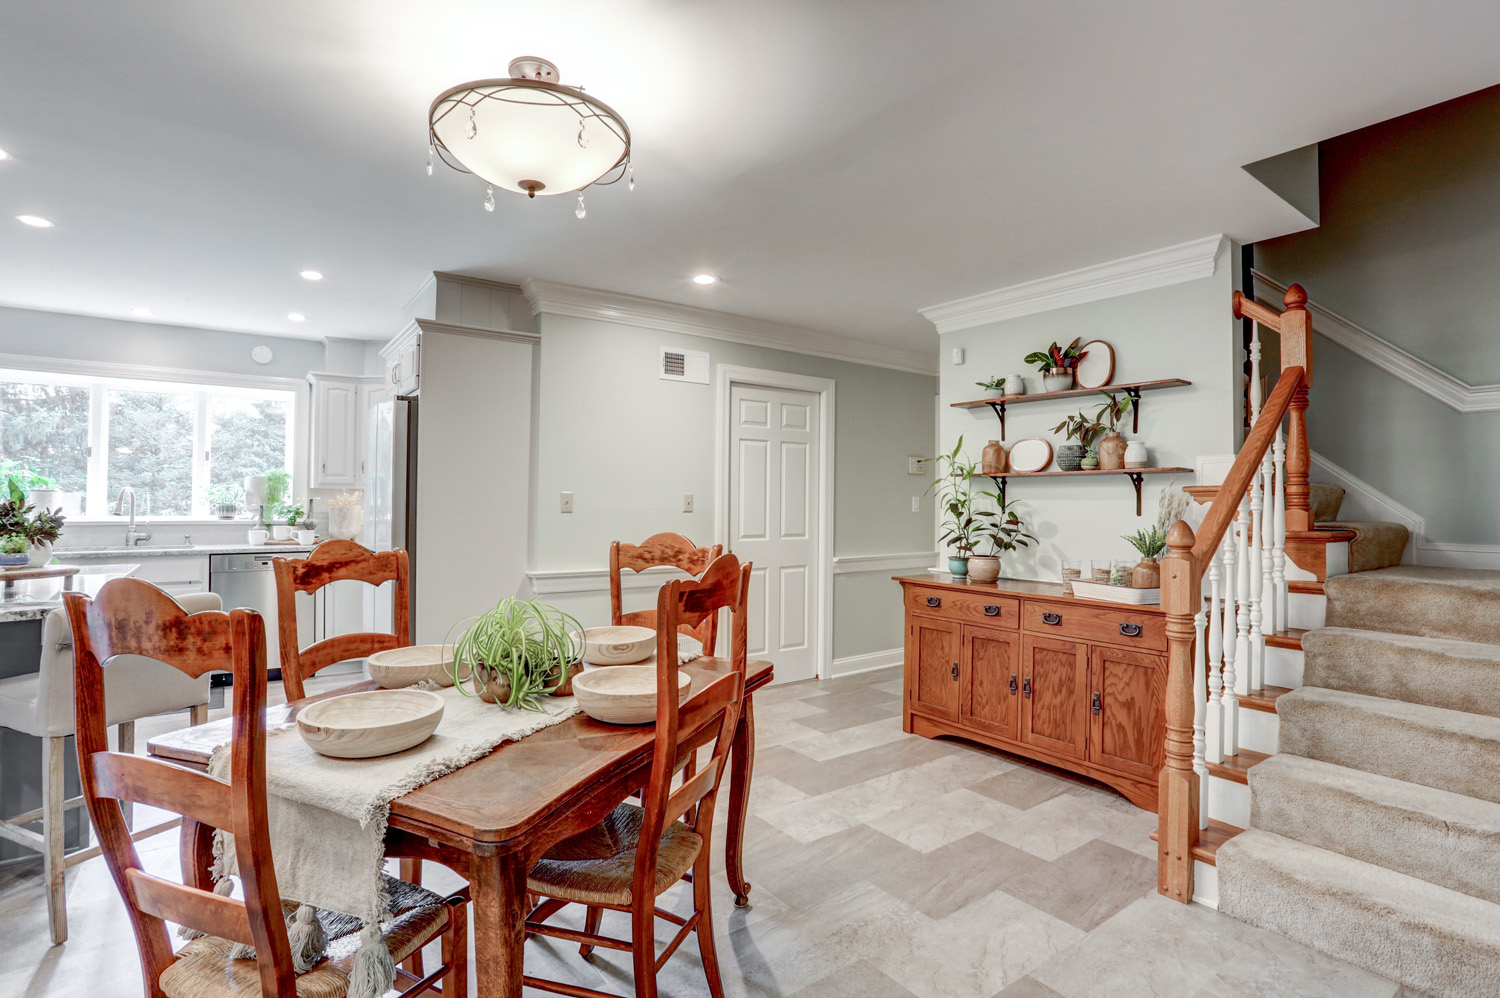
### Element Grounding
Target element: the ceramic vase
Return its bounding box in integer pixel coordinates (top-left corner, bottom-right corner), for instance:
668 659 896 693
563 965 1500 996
1124 440 1148 469
981 439 1007 475
0 552 28 569
948 556 970 579
984 386 1006 398
1056 443 1086 471
1004 374 1028 395
1132 557 1161 589
1042 368 1075 393
26 541 52 568
1081 451 1099 470
968 556 1001 583
1098 431 1127 471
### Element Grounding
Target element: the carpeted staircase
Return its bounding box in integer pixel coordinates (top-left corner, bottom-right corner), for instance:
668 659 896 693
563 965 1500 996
1217 565 1500 997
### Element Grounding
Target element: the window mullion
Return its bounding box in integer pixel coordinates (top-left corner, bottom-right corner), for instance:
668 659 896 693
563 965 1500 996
192 391 211 517
86 384 109 516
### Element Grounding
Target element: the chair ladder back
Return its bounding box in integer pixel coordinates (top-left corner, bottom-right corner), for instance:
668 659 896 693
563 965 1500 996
274 539 411 701
65 580 296 997
610 533 725 652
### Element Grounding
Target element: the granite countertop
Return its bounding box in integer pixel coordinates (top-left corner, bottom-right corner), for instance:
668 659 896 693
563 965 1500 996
55 543 319 558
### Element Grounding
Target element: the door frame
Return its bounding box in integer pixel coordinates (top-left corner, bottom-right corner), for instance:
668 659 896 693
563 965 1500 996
714 365 836 679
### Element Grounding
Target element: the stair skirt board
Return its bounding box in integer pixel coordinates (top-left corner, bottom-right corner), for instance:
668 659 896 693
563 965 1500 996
1218 830 1500 998
1302 627 1500 718
1248 754 1500 905
1324 566 1500 645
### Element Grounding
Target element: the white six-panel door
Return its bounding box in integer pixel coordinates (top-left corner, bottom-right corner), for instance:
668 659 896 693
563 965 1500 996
729 383 820 684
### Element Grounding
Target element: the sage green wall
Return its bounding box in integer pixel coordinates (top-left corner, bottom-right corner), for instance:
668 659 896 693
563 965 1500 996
529 312 937 663
1256 85 1500 543
938 240 1242 581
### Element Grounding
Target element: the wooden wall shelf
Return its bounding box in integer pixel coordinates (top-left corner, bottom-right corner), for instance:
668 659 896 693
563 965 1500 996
951 378 1192 440
971 467 1193 516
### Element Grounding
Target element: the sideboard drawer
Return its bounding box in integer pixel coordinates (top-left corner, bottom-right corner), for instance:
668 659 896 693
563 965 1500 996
1022 600 1166 651
904 588 1020 628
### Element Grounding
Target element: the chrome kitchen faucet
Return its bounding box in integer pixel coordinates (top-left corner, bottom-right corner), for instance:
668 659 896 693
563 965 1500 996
113 487 153 547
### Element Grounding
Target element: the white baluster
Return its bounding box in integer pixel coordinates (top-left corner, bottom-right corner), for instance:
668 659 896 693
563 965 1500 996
1234 491 1252 699
1193 597 1208 829
1220 523 1240 756
1248 472 1265 695
1272 424 1288 630
1205 541 1224 765
1248 321 1264 420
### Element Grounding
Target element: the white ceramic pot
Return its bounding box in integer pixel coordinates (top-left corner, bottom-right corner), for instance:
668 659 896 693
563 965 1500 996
27 541 53 567
329 505 363 540
1042 369 1075 393
28 489 59 510
968 556 1001 583
984 386 1006 398
1004 375 1028 395
271 524 292 540
1124 440 1149 469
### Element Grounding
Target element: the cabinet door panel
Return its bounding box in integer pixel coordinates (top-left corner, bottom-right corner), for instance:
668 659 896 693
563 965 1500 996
1021 634 1088 759
907 617 960 720
962 625 1019 741
1089 646 1165 780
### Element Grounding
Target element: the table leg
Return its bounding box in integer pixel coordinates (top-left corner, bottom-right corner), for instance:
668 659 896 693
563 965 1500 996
471 848 529 998
726 694 756 907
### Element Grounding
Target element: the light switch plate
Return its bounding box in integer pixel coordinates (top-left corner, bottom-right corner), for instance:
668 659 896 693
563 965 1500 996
683 492 694 513
911 496 921 513
560 491 574 513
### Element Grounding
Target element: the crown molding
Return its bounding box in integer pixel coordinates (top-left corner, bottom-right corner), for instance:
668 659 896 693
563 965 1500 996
522 279 937 376
1253 272 1500 413
919 234 1226 334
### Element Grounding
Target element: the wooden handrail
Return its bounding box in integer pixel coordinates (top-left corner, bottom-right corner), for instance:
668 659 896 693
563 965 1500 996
1189 366 1303 565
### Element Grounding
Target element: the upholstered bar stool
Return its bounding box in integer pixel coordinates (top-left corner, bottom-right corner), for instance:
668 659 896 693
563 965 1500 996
0 591 219 945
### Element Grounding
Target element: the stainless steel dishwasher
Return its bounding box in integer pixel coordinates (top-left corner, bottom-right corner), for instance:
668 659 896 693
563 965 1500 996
209 553 314 679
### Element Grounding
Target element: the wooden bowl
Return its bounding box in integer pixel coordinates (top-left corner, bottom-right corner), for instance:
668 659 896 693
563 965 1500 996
366 645 462 688
576 625 656 665
296 689 445 758
571 666 692 725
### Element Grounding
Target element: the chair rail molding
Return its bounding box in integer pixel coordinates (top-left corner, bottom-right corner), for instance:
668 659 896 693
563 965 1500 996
522 279 937 376
527 564 693 597
920 235 1225 334
1253 272 1500 413
831 551 938 575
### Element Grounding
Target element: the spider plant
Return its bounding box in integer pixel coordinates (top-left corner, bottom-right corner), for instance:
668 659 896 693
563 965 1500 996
446 598 584 711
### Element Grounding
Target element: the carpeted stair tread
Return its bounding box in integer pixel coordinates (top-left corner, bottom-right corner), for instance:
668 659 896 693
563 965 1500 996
1218 829 1500 997
1319 520 1410 573
1249 754 1500 904
1302 627 1500 718
1277 687 1500 804
1324 566 1500 644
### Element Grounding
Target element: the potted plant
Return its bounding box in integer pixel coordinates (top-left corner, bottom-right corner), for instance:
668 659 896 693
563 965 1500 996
1091 392 1135 471
0 533 28 569
0 477 67 566
921 437 982 578
205 481 243 519
447 597 584 710
1050 411 1106 471
967 480 1037 582
975 376 1007 398
1023 338 1087 392
1121 525 1167 588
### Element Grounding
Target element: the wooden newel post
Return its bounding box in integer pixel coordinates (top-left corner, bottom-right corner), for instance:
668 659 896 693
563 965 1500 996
1158 519 1201 903
1279 283 1313 532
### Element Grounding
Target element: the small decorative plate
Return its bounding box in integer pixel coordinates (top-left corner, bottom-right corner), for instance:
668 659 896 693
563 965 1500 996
1007 438 1054 473
1075 340 1115 389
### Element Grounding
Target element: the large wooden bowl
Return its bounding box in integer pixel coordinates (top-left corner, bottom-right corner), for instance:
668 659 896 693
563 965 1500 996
571 666 692 725
366 645 462 689
575 625 656 665
296 689 445 758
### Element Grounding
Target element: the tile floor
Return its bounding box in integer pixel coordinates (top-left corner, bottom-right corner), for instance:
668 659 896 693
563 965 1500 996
0 665 1419 997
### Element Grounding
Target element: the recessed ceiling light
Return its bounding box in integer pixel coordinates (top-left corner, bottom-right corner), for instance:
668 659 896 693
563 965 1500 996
0 148 11 161
15 214 53 228
130 307 153 317
692 274 718 286
299 270 323 281
287 312 307 322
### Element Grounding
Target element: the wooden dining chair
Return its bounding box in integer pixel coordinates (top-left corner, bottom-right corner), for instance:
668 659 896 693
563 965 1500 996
610 533 724 653
524 552 752 998
64 578 466 998
273 539 410 703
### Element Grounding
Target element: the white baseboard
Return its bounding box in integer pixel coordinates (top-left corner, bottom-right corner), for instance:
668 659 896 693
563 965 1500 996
828 647 903 678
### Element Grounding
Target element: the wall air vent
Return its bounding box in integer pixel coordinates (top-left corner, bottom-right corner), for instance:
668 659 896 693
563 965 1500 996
659 346 709 384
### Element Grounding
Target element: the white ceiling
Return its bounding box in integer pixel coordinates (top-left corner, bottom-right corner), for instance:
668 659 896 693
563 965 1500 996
2 1 1498 351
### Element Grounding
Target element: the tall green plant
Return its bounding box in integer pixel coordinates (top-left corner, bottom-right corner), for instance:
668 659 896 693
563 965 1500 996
921 437 982 555
446 598 583 712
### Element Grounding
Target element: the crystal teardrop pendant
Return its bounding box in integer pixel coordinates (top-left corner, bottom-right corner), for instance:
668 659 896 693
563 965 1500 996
466 106 477 140
484 185 495 212
575 193 586 219
577 117 588 149
627 163 635 191
426 144 434 176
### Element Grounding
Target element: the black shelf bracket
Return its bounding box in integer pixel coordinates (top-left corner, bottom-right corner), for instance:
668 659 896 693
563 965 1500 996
1127 472 1146 516
1123 387 1143 433
985 475 1007 503
984 401 1007 440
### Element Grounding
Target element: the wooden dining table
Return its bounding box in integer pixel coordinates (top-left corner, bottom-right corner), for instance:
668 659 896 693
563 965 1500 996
146 655 772 998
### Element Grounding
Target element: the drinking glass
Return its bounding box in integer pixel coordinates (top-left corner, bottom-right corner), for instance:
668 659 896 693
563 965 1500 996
1061 559 1082 595
1090 560 1112 585
1110 559 1134 586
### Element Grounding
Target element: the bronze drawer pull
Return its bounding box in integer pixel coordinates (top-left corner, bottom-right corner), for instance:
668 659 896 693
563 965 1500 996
1009 674 1018 695
1042 612 1062 626
926 596 941 607
1092 691 1102 715
983 604 1002 616
1119 622 1142 637
1023 677 1032 699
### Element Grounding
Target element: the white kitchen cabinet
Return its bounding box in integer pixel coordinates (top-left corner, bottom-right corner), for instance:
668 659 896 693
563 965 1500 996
380 324 421 396
129 554 210 597
308 373 378 489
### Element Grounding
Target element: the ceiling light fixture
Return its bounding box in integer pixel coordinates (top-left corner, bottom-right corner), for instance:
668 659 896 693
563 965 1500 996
130 307 153 317
0 148 11 161
287 312 306 322
300 270 323 281
428 56 632 219
15 214 53 228
692 274 718 286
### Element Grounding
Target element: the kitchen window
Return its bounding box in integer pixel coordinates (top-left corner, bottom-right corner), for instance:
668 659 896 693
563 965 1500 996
0 368 295 518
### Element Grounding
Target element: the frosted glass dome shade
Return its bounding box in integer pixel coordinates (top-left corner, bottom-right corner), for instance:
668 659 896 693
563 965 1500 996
430 81 629 197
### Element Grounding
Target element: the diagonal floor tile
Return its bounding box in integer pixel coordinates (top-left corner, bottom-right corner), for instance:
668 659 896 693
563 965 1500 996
866 787 1019 853
998 839 1156 931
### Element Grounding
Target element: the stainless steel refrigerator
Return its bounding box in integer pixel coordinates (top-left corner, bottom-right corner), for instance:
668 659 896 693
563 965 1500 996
362 393 418 632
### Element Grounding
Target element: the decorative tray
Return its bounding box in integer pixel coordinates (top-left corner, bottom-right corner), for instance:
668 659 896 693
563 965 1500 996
1070 581 1161 605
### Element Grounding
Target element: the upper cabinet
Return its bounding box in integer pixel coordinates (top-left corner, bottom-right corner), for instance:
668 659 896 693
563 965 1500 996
381 324 421 396
308 372 379 489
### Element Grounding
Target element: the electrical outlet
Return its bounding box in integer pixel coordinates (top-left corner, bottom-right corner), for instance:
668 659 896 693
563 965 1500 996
560 491 574 514
682 493 695 513
911 496 921 513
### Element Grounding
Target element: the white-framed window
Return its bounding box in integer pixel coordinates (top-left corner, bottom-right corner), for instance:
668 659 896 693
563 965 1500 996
0 367 296 519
